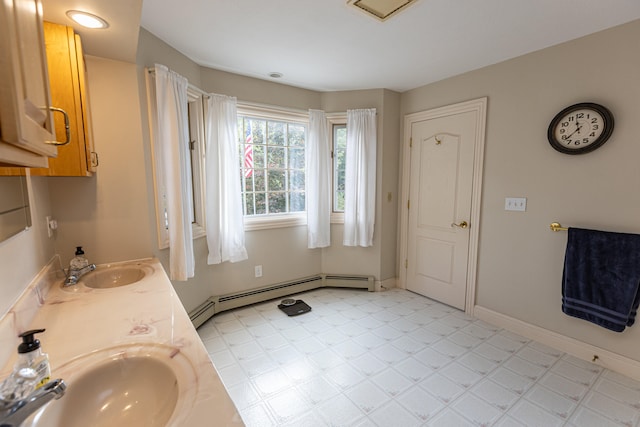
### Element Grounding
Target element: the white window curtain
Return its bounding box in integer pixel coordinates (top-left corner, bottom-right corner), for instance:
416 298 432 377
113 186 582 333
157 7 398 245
151 64 195 280
344 108 377 247
205 94 248 264
306 109 331 248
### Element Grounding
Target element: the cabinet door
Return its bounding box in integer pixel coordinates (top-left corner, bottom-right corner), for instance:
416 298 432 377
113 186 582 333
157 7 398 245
0 0 57 166
29 22 97 176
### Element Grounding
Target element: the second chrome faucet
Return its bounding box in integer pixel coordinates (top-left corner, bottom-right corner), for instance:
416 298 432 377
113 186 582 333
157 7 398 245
64 246 96 286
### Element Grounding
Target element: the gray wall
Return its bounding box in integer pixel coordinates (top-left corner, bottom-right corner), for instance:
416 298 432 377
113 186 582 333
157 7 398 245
401 20 640 361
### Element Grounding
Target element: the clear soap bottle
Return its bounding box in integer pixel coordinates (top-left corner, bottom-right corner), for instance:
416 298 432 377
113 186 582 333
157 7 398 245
69 246 89 270
16 329 51 390
0 329 51 402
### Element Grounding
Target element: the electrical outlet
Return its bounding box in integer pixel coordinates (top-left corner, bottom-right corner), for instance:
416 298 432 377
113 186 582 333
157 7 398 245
505 197 527 212
254 265 263 278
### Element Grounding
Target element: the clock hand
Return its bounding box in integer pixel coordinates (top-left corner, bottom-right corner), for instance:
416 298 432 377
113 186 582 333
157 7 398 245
565 125 581 139
575 121 584 135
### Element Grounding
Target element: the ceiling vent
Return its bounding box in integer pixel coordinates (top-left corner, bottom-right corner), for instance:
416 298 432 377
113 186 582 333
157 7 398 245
348 0 417 21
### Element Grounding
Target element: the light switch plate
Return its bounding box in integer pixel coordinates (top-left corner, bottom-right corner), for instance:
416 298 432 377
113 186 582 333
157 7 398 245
505 197 527 212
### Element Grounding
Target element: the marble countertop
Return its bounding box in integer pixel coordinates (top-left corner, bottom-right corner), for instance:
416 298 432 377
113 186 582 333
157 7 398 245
0 257 244 426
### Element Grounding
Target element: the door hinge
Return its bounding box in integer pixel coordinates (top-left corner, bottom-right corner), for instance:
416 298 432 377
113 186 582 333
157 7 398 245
189 140 196 150
405 259 408 269
410 137 412 148
407 199 410 210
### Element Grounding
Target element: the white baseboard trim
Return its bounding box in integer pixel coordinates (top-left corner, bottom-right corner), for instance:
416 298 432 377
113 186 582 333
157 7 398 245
474 305 640 382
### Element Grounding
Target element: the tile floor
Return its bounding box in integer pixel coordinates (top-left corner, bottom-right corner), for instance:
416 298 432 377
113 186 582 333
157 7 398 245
197 288 640 426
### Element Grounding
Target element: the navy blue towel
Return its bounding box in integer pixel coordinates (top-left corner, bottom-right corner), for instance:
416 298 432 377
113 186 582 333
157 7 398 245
562 227 640 332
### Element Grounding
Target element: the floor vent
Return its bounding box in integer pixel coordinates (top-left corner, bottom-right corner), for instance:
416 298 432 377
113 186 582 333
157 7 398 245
191 273 376 326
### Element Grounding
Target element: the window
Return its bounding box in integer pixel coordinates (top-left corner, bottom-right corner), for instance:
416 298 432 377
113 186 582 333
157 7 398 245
332 124 347 212
151 86 207 249
237 105 308 229
186 88 206 239
328 113 347 223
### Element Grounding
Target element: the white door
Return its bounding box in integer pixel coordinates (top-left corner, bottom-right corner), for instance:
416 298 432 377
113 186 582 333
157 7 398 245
404 100 485 311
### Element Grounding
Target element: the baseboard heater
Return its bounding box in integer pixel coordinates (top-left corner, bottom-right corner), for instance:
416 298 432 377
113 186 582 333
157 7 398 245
189 273 374 328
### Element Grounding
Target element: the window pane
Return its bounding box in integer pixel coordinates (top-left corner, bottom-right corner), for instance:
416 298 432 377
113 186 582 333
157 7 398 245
255 192 266 215
253 144 265 168
253 169 266 192
289 147 304 170
243 169 254 190
251 120 266 145
336 191 345 212
289 170 305 191
333 124 347 212
289 124 305 147
268 170 285 191
267 146 285 168
289 191 305 212
268 192 286 213
244 193 255 215
268 121 286 146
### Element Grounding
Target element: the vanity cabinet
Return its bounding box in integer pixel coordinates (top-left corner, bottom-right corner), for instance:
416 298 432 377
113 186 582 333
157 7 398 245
31 21 97 176
0 0 58 167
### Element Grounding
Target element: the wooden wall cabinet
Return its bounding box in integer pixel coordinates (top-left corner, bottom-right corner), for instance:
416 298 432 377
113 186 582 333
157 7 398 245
31 21 97 176
0 0 58 168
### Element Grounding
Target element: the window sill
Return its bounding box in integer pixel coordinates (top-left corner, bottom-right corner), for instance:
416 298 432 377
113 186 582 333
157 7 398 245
244 213 306 231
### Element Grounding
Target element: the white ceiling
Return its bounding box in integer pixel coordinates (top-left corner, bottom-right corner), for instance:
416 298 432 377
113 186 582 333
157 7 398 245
44 1 640 93
42 0 143 63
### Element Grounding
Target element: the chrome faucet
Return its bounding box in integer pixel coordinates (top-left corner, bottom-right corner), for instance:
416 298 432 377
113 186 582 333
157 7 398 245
0 379 66 427
64 263 96 286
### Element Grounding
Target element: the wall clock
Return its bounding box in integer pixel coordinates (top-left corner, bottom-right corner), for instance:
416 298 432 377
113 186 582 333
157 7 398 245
547 102 614 155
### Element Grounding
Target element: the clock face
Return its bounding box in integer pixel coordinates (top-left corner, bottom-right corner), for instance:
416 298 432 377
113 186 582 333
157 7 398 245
547 103 614 155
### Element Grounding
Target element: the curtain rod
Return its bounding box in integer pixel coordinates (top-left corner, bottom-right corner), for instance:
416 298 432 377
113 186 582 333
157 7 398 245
146 67 210 99
147 67 375 116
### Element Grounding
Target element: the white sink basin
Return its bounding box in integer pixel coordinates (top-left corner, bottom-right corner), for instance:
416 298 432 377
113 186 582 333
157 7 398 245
80 265 151 289
61 262 154 291
23 344 197 427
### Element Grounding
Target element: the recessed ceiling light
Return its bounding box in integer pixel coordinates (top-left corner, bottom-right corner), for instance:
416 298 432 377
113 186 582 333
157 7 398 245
269 72 283 79
66 10 109 29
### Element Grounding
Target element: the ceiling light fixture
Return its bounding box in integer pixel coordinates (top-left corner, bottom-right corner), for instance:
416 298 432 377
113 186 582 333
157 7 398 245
269 72 283 79
348 0 416 21
66 10 109 29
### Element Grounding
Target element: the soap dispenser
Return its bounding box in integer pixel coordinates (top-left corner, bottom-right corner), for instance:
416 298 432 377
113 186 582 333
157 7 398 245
69 246 89 271
0 329 51 402
16 329 51 389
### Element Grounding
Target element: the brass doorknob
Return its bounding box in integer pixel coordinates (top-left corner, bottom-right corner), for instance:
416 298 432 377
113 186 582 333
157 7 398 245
452 221 469 229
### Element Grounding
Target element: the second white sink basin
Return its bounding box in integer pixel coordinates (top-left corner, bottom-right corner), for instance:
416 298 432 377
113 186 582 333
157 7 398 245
80 265 150 289
61 261 155 291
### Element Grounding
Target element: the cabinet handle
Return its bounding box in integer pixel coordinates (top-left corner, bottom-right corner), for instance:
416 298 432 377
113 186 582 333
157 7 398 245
45 106 71 146
91 151 99 167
